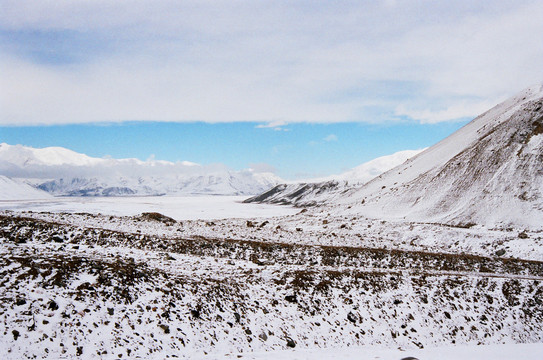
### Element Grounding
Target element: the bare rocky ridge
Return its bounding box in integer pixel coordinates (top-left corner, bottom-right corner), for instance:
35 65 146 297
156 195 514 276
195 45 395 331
245 181 348 206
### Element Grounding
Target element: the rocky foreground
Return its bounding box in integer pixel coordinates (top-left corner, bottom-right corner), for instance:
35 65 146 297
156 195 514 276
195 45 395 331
0 212 542 359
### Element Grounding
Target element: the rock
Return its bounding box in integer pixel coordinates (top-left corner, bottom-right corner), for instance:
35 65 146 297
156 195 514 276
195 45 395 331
12 330 20 340
107 308 114 315
286 337 296 348
234 312 241 323
347 311 358 323
140 212 176 225
246 220 255 228
190 309 200 319
495 249 506 257
259 332 268 341
48 300 59 311
285 295 297 303
16 298 26 306
159 324 170 334
518 232 528 239
76 346 83 356
250 254 274 266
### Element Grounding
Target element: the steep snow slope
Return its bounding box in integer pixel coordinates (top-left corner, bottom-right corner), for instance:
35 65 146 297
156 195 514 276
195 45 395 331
331 83 543 228
0 143 280 196
294 149 424 184
0 175 52 200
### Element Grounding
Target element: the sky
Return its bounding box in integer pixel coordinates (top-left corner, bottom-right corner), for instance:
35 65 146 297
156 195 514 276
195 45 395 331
1 1 542 179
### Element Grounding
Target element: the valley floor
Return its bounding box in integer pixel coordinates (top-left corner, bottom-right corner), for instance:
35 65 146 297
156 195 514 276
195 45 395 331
0 195 298 220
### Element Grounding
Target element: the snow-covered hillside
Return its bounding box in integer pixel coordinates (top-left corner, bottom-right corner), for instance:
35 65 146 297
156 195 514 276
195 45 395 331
0 175 51 200
1 211 542 359
249 84 543 229
293 149 424 184
245 150 423 206
0 143 280 196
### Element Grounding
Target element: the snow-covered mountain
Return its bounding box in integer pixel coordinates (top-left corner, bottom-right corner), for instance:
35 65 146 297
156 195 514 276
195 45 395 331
245 149 424 206
34 171 280 197
0 143 280 196
293 149 424 184
0 175 52 200
249 83 543 229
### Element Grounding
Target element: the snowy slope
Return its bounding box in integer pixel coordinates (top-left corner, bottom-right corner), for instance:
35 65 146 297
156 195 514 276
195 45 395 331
245 149 423 206
249 84 543 229
297 149 425 184
1 212 542 358
343 84 543 200
330 83 543 229
0 175 52 200
0 143 103 167
0 143 281 196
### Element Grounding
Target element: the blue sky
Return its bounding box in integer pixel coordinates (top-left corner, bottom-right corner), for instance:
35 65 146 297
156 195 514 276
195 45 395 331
0 1 542 179
1 121 467 179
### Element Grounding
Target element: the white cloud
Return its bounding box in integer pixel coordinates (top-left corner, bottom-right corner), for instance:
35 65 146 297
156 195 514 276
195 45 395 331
394 99 502 124
248 162 276 174
255 121 289 131
1 1 541 125
323 134 338 142
0 142 258 181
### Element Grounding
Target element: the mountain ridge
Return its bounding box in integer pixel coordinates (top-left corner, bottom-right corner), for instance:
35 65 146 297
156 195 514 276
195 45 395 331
0 143 281 196
0 143 422 197
247 83 543 229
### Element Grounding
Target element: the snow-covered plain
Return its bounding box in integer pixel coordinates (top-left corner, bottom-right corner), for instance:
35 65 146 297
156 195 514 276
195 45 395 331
0 195 298 220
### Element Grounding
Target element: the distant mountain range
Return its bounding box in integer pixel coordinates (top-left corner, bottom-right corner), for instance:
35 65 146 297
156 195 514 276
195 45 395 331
0 143 280 197
247 83 543 229
0 142 419 198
